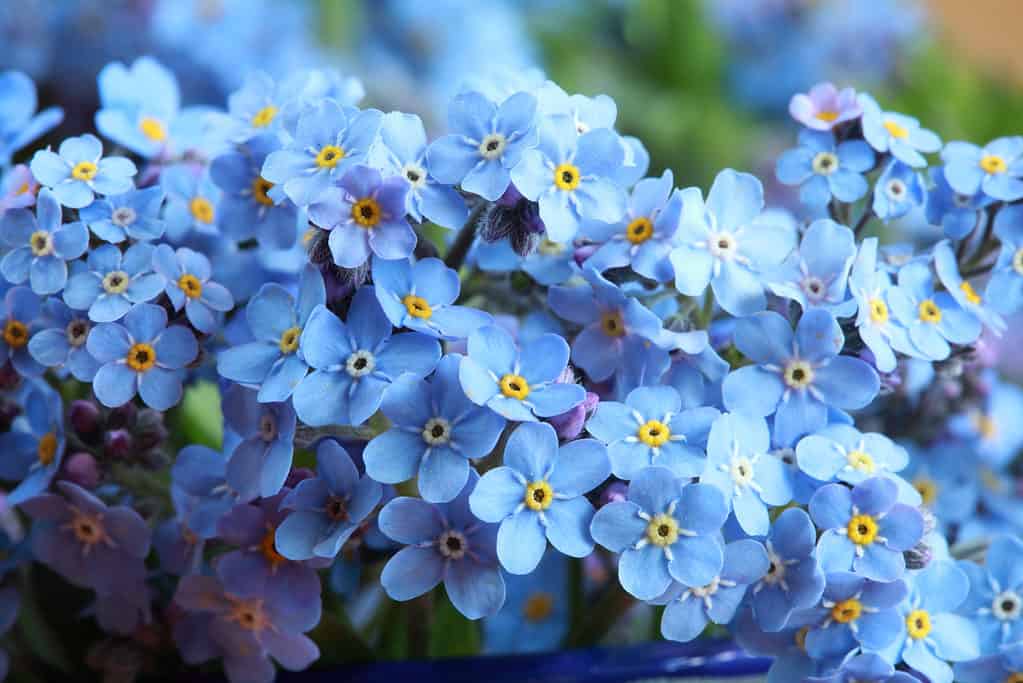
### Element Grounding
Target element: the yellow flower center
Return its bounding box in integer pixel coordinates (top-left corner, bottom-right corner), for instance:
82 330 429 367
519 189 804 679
913 477 938 506
645 513 679 547
869 297 889 324
794 626 809 652
178 274 203 299
260 525 287 570
251 177 275 207
524 480 553 511
846 449 876 473
2 320 28 349
537 238 565 256
600 311 626 338
847 514 879 545
637 419 671 447
1005 673 1023 683
831 598 863 624
815 110 839 123
139 116 167 142
228 597 270 632
918 299 942 324
402 294 432 319
522 592 554 622
278 326 301 355
102 270 130 294
126 342 157 372
71 161 98 182
251 105 278 128
980 154 1008 175
973 412 999 441
783 360 814 389
499 374 530 400
15 182 31 196
625 217 654 245
883 119 909 139
315 145 345 169
190 196 215 224
351 198 381 228
37 432 58 466
960 281 982 305
906 609 932 639
29 230 53 257
69 511 108 547
553 162 581 191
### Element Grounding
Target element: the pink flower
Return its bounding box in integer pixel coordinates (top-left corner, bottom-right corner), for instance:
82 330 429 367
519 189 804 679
789 83 861 131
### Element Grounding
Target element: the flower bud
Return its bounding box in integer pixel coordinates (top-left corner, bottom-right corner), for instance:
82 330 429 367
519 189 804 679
63 452 100 489
134 409 168 451
107 402 137 430
70 400 102 436
104 429 133 459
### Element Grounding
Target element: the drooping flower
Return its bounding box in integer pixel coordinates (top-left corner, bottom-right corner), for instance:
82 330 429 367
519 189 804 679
275 440 382 561
292 287 441 426
469 421 610 574
0 70 63 166
859 94 941 168
78 185 166 243
379 470 505 619
788 83 861 131
0 381 64 505
590 466 727 600
222 383 297 502
933 239 1005 335
848 237 914 373
62 242 165 323
29 133 136 209
458 324 585 422
152 244 235 334
810 477 924 582
585 385 718 480
0 188 88 294
986 203 1023 315
776 130 873 207
87 303 198 410
0 285 43 376
942 137 1023 202
363 354 505 503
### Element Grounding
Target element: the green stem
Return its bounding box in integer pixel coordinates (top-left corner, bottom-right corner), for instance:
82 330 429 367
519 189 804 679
565 582 634 648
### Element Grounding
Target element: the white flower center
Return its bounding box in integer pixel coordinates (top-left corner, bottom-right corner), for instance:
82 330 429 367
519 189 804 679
885 179 906 201
730 455 755 486
762 548 787 586
437 529 467 560
993 591 1022 621
65 319 90 347
478 133 507 160
422 417 452 445
708 232 738 260
102 270 130 295
811 151 839 176
112 207 138 227
402 162 428 189
345 350 376 377
801 276 826 302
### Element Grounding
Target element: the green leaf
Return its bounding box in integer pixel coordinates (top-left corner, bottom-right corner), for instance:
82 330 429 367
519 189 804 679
427 592 480 658
173 380 222 450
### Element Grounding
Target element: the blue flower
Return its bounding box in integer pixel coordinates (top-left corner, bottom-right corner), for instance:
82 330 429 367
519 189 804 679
377 112 468 228
749 508 826 631
458 324 585 422
987 203 1023 315
802 571 908 661
669 170 797 316
29 133 136 209
87 303 198 410
591 467 727 600
809 477 924 581
949 373 1023 468
957 535 1023 653
934 240 1005 335
926 167 993 240
275 440 382 561
170 444 238 540
469 421 610 574
766 218 857 315
0 380 64 506
0 164 38 215
884 560 979 683
510 114 626 242
722 309 880 446
210 134 300 250
0 188 88 294
379 470 505 619
796 424 911 491
152 244 234 334
483 548 569 654
848 237 914 373
872 160 924 222
955 642 1023 683
656 538 769 643
807 651 918 683
62 242 165 323
224 71 287 142
942 137 1023 201
222 384 297 502
585 385 719 480
701 412 792 536
371 257 493 340
775 130 873 206
292 287 441 426
307 164 415 268
427 90 538 202
217 266 325 403
27 298 99 381
363 354 505 503
160 165 221 242
859 94 941 168
0 70 63 166
888 260 981 361
901 444 979 526
94 57 187 158
261 100 383 207
548 268 662 382
0 285 43 376
78 186 166 243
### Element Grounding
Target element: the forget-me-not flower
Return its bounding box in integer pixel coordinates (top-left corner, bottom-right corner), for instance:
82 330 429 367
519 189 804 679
27 298 99 382
796 424 911 490
859 94 941 168
888 260 981 361
987 203 1023 315
0 70 63 166
926 166 992 240
788 83 861 132
806 653 919 683
152 244 234 334
62 243 165 323
766 218 857 315
78 186 165 243
749 507 826 632
0 188 88 294
775 130 873 206
802 571 908 661
483 548 569 654
469 421 610 575
956 534 1023 653
29 133 136 209
160 165 221 242
222 384 297 502
873 160 924 222
0 381 64 506
0 286 43 376
942 137 1023 201
848 237 913 373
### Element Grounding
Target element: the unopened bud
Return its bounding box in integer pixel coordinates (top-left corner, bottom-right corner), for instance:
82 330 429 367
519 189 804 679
63 452 100 489
104 429 133 459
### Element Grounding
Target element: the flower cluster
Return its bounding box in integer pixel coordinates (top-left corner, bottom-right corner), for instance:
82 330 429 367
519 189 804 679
0 55 1021 683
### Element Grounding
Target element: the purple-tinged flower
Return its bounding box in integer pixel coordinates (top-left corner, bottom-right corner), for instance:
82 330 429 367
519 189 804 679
152 244 234 334
0 165 39 215
170 444 238 541
308 164 414 268
379 470 505 619
0 380 64 505
788 83 861 131
223 384 297 502
749 507 826 632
